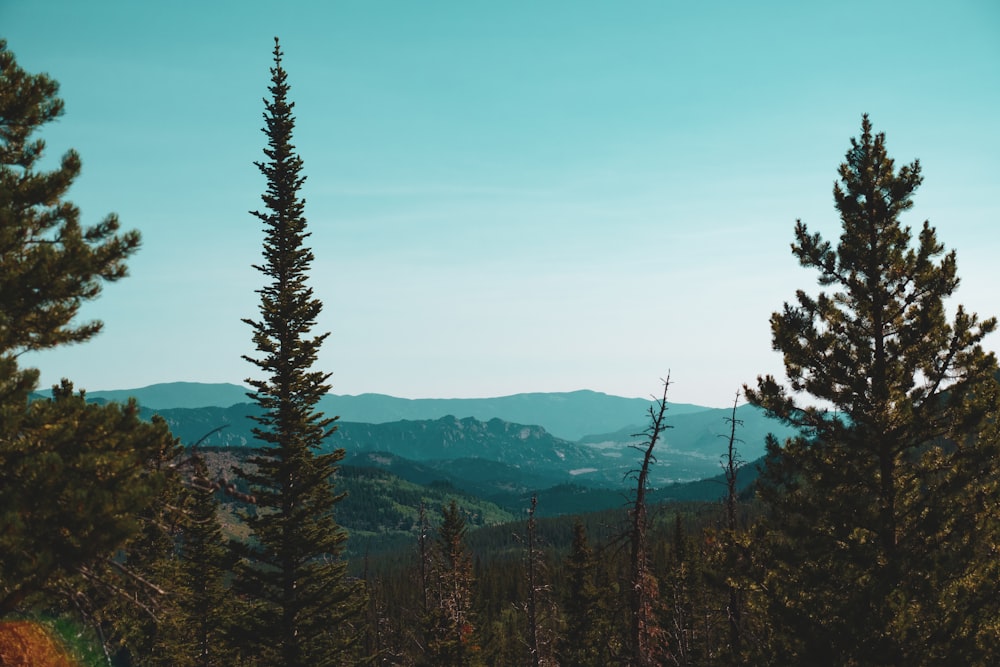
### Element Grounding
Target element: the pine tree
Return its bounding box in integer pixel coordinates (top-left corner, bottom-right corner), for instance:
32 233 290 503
0 383 177 616
663 513 716 667
87 430 188 666
0 39 173 619
232 37 362 666
0 40 140 367
559 520 602 667
745 115 1000 665
521 495 556 667
422 500 481 666
160 454 234 667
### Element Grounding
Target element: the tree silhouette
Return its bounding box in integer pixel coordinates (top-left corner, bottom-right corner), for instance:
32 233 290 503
422 500 481 666
746 115 1000 665
232 37 362 666
625 376 671 666
0 39 174 624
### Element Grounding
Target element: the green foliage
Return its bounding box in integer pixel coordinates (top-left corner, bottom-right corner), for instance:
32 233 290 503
0 374 176 619
0 39 139 360
558 520 604 666
77 432 186 666
658 513 717 667
422 500 483 666
8 34 998 666
746 115 1000 665
232 38 363 666
0 44 190 658
0 34 169 615
520 496 557 667
336 464 518 556
147 454 235 667
47 616 108 667
0 41 211 667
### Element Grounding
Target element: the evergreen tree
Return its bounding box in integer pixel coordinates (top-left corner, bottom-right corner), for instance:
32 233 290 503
422 500 481 666
0 40 139 367
0 383 176 616
162 454 234 667
521 495 556 667
746 115 1000 665
0 39 173 620
86 430 187 666
233 37 362 666
663 513 711 667
113 435 244 666
559 520 602 667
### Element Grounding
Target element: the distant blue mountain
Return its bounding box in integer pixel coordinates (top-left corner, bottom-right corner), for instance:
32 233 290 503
63 382 253 410
143 400 795 487
316 390 707 441
32 381 801 519
70 381 710 441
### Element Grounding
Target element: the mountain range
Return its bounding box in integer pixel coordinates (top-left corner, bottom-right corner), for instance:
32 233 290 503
37 381 800 518
64 382 707 441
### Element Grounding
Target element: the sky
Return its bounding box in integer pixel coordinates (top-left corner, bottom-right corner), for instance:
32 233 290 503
4 1 999 406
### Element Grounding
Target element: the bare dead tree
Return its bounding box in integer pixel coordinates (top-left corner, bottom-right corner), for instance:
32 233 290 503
626 375 673 667
719 391 745 663
721 393 744 537
418 502 431 617
521 495 557 667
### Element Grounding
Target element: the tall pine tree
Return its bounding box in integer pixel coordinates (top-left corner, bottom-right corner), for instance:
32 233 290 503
745 115 1000 665
233 37 362 667
0 38 175 621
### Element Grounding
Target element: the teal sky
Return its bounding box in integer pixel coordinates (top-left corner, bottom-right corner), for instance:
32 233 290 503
5 1 1000 405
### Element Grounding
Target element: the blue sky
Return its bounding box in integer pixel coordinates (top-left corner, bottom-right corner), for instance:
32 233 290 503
5 1 999 405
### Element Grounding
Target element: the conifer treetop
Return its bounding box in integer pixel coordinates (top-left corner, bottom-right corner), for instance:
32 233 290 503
242 36 332 436
742 115 1000 665
233 38 362 666
748 114 996 440
0 38 141 358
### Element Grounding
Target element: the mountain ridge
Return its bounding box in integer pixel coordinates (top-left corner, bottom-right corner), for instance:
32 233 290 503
141 401 797 488
51 381 713 441
31 381 800 496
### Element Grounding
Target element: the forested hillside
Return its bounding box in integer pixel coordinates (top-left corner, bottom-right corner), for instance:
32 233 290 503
128 398 795 489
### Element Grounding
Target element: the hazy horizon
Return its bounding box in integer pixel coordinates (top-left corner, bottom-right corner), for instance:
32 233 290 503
45 379 671 404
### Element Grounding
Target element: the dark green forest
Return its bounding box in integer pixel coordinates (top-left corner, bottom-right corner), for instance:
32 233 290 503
2 37 999 666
